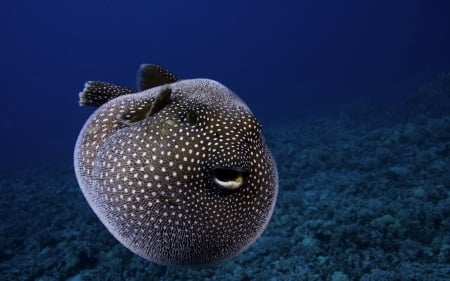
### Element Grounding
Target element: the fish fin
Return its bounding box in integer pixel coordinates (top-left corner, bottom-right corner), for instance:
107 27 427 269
149 87 172 116
79 81 136 107
116 87 172 126
137 64 178 91
116 99 153 125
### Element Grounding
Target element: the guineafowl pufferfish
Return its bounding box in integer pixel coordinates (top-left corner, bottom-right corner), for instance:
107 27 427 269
74 64 278 266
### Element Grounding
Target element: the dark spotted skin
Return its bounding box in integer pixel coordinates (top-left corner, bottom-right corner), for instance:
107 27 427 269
74 79 278 265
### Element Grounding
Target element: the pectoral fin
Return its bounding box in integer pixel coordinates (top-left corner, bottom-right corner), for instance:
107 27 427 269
149 87 172 116
116 87 172 125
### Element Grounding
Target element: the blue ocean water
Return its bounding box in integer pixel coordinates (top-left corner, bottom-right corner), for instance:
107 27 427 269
1 1 450 280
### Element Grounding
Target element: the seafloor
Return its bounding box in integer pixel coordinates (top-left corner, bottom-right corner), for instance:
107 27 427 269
1 74 450 281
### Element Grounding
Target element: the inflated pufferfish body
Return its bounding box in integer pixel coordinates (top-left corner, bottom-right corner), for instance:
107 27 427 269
74 65 278 266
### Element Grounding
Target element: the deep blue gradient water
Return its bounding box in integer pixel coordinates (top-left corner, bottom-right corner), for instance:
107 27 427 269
1 1 450 280
2 0 450 167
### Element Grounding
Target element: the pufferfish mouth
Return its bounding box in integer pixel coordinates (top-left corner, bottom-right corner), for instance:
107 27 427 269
212 167 248 190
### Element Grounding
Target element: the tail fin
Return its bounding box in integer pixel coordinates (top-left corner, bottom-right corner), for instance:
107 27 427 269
79 81 136 107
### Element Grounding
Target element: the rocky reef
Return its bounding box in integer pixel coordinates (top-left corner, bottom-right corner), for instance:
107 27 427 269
1 74 449 280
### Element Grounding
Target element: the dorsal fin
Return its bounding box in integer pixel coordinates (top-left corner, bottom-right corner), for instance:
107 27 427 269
138 64 178 91
79 81 136 107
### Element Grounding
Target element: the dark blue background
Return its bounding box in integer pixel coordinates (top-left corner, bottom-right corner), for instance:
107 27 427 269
1 0 450 168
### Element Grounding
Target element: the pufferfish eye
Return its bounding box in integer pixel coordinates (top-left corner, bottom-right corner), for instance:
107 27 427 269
185 110 198 126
